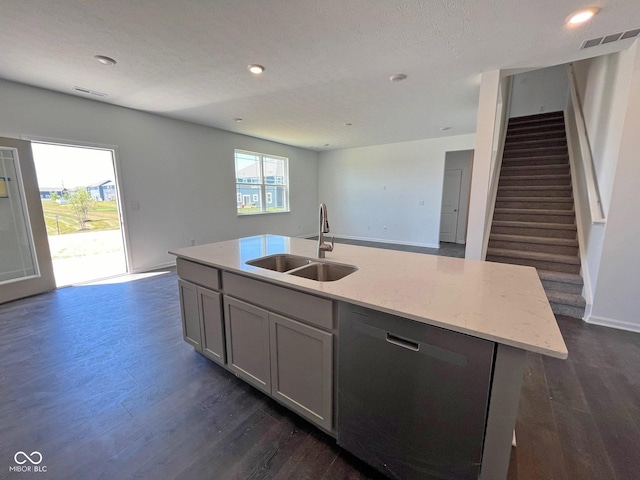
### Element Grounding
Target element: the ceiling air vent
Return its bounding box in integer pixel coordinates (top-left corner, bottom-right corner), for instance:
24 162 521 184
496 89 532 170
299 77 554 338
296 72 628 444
73 86 107 97
581 27 640 49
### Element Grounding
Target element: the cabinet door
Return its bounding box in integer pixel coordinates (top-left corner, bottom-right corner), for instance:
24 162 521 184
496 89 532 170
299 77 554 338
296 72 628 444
270 313 333 431
198 287 225 366
178 279 202 352
224 296 271 394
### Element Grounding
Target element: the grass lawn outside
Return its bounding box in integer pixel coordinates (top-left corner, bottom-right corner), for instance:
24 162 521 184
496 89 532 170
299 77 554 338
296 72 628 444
42 200 121 235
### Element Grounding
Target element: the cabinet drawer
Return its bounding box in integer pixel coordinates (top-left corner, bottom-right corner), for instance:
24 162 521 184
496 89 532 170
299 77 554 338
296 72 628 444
223 272 333 330
176 258 221 291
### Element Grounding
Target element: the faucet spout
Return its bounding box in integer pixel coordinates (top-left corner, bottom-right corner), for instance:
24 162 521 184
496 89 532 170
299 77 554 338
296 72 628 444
318 203 334 258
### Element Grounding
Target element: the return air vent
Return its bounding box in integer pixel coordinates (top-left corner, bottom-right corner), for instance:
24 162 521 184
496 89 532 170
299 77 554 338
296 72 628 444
581 27 640 49
73 86 107 97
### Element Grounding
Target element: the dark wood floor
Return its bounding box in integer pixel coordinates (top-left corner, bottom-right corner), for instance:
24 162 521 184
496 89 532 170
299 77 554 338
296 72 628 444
1 268 639 479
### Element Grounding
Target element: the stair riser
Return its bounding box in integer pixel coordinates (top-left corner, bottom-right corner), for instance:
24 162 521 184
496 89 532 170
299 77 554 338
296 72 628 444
503 147 568 158
495 200 574 210
508 124 566 135
507 131 567 142
542 279 584 295
499 177 570 187
501 166 570 177
491 225 576 239
497 188 572 197
549 301 585 319
504 139 567 150
489 240 579 256
487 255 580 274
493 212 575 224
509 114 564 126
502 157 569 167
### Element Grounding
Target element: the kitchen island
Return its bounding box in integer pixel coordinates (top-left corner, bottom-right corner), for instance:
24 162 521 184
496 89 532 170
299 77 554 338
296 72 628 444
170 235 567 480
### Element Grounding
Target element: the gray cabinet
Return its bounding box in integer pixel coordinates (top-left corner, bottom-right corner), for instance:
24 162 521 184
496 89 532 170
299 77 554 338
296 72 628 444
223 296 271 394
178 279 202 351
223 286 334 432
270 313 333 431
199 287 225 366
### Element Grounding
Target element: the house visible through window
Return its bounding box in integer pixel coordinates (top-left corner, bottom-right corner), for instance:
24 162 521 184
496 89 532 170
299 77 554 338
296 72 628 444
235 150 289 215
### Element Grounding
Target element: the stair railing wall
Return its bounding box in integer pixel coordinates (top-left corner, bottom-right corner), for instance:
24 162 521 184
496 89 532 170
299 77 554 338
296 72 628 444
565 64 608 319
566 64 606 225
481 76 513 260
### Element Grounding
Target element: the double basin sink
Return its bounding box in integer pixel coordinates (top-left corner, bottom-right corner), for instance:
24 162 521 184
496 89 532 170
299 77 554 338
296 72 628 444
246 254 358 282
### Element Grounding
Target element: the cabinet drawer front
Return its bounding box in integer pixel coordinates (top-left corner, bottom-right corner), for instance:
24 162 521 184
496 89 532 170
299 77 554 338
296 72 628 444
176 258 220 291
223 272 333 330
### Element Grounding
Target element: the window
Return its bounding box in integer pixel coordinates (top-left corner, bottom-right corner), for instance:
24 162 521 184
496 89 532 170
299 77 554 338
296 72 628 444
235 150 289 215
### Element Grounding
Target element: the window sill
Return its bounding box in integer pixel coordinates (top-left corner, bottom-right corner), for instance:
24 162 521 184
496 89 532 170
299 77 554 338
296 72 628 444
237 210 290 217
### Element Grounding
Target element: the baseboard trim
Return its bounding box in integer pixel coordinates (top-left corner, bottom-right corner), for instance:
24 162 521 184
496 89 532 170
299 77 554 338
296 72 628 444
586 314 640 334
132 261 176 274
331 234 440 249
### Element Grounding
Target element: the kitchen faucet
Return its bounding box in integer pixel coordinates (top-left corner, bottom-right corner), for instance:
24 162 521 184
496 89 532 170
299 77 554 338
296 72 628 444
318 203 334 258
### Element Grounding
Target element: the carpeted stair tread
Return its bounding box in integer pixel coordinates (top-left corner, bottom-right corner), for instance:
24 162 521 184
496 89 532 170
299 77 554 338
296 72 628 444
487 247 580 265
503 146 568 158
545 290 586 308
494 208 575 216
537 269 583 285
502 154 569 165
501 164 569 173
499 173 571 182
508 112 564 124
495 196 574 204
507 131 566 142
492 220 577 231
489 234 578 247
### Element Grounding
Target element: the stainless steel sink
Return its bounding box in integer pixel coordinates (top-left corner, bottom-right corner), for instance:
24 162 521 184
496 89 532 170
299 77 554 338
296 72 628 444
245 254 312 272
288 262 358 282
246 254 357 282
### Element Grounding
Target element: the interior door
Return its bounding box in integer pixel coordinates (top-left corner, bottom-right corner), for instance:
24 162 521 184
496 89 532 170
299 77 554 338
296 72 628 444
439 169 462 243
0 137 55 304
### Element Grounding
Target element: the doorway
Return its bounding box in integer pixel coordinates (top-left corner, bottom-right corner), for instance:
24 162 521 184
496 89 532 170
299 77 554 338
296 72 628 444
439 150 473 245
32 142 128 286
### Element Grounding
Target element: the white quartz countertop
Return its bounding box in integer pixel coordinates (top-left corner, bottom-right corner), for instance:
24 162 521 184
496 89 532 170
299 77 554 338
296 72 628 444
170 235 568 359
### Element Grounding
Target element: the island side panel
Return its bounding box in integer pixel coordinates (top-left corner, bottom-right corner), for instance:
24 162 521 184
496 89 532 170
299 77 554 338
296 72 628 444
480 344 527 480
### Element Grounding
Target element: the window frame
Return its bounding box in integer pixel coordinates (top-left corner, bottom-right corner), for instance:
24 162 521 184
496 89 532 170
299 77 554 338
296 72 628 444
235 149 290 216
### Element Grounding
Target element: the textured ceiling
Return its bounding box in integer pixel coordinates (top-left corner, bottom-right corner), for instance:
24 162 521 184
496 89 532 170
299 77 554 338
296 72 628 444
1 1 638 150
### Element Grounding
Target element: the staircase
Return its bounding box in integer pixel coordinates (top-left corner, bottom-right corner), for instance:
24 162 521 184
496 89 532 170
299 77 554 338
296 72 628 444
486 111 586 319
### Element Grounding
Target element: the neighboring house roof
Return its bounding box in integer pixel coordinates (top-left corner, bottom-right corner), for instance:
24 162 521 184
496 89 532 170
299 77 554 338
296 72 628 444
39 187 64 192
87 180 115 188
237 160 285 180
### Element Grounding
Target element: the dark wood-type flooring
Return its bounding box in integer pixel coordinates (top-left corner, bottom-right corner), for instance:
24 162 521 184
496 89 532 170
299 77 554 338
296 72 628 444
1 264 639 479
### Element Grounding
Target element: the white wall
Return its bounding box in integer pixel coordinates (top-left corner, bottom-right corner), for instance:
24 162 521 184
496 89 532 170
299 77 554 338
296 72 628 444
466 70 503 260
572 52 635 215
443 150 473 244
318 135 475 247
590 41 640 332
509 65 569 118
0 79 319 272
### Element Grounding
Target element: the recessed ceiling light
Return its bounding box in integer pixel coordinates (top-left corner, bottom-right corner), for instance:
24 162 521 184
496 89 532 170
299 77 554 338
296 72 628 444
344 123 353 126
234 118 243 122
389 73 407 82
94 55 117 66
248 64 265 74
567 7 600 25
323 144 330 147
440 126 452 131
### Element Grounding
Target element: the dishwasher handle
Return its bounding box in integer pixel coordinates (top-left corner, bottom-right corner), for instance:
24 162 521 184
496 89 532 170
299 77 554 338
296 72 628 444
386 332 420 351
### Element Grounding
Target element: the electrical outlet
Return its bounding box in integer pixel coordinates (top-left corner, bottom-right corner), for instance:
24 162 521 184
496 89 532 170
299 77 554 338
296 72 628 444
419 200 424 206
383 226 387 231
190 239 196 246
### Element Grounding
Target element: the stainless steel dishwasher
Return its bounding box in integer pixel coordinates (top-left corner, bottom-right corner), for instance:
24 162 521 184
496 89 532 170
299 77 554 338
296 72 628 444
337 302 496 480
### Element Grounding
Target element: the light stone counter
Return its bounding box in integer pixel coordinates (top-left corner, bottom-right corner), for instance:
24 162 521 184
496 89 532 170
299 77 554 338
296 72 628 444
170 234 567 359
